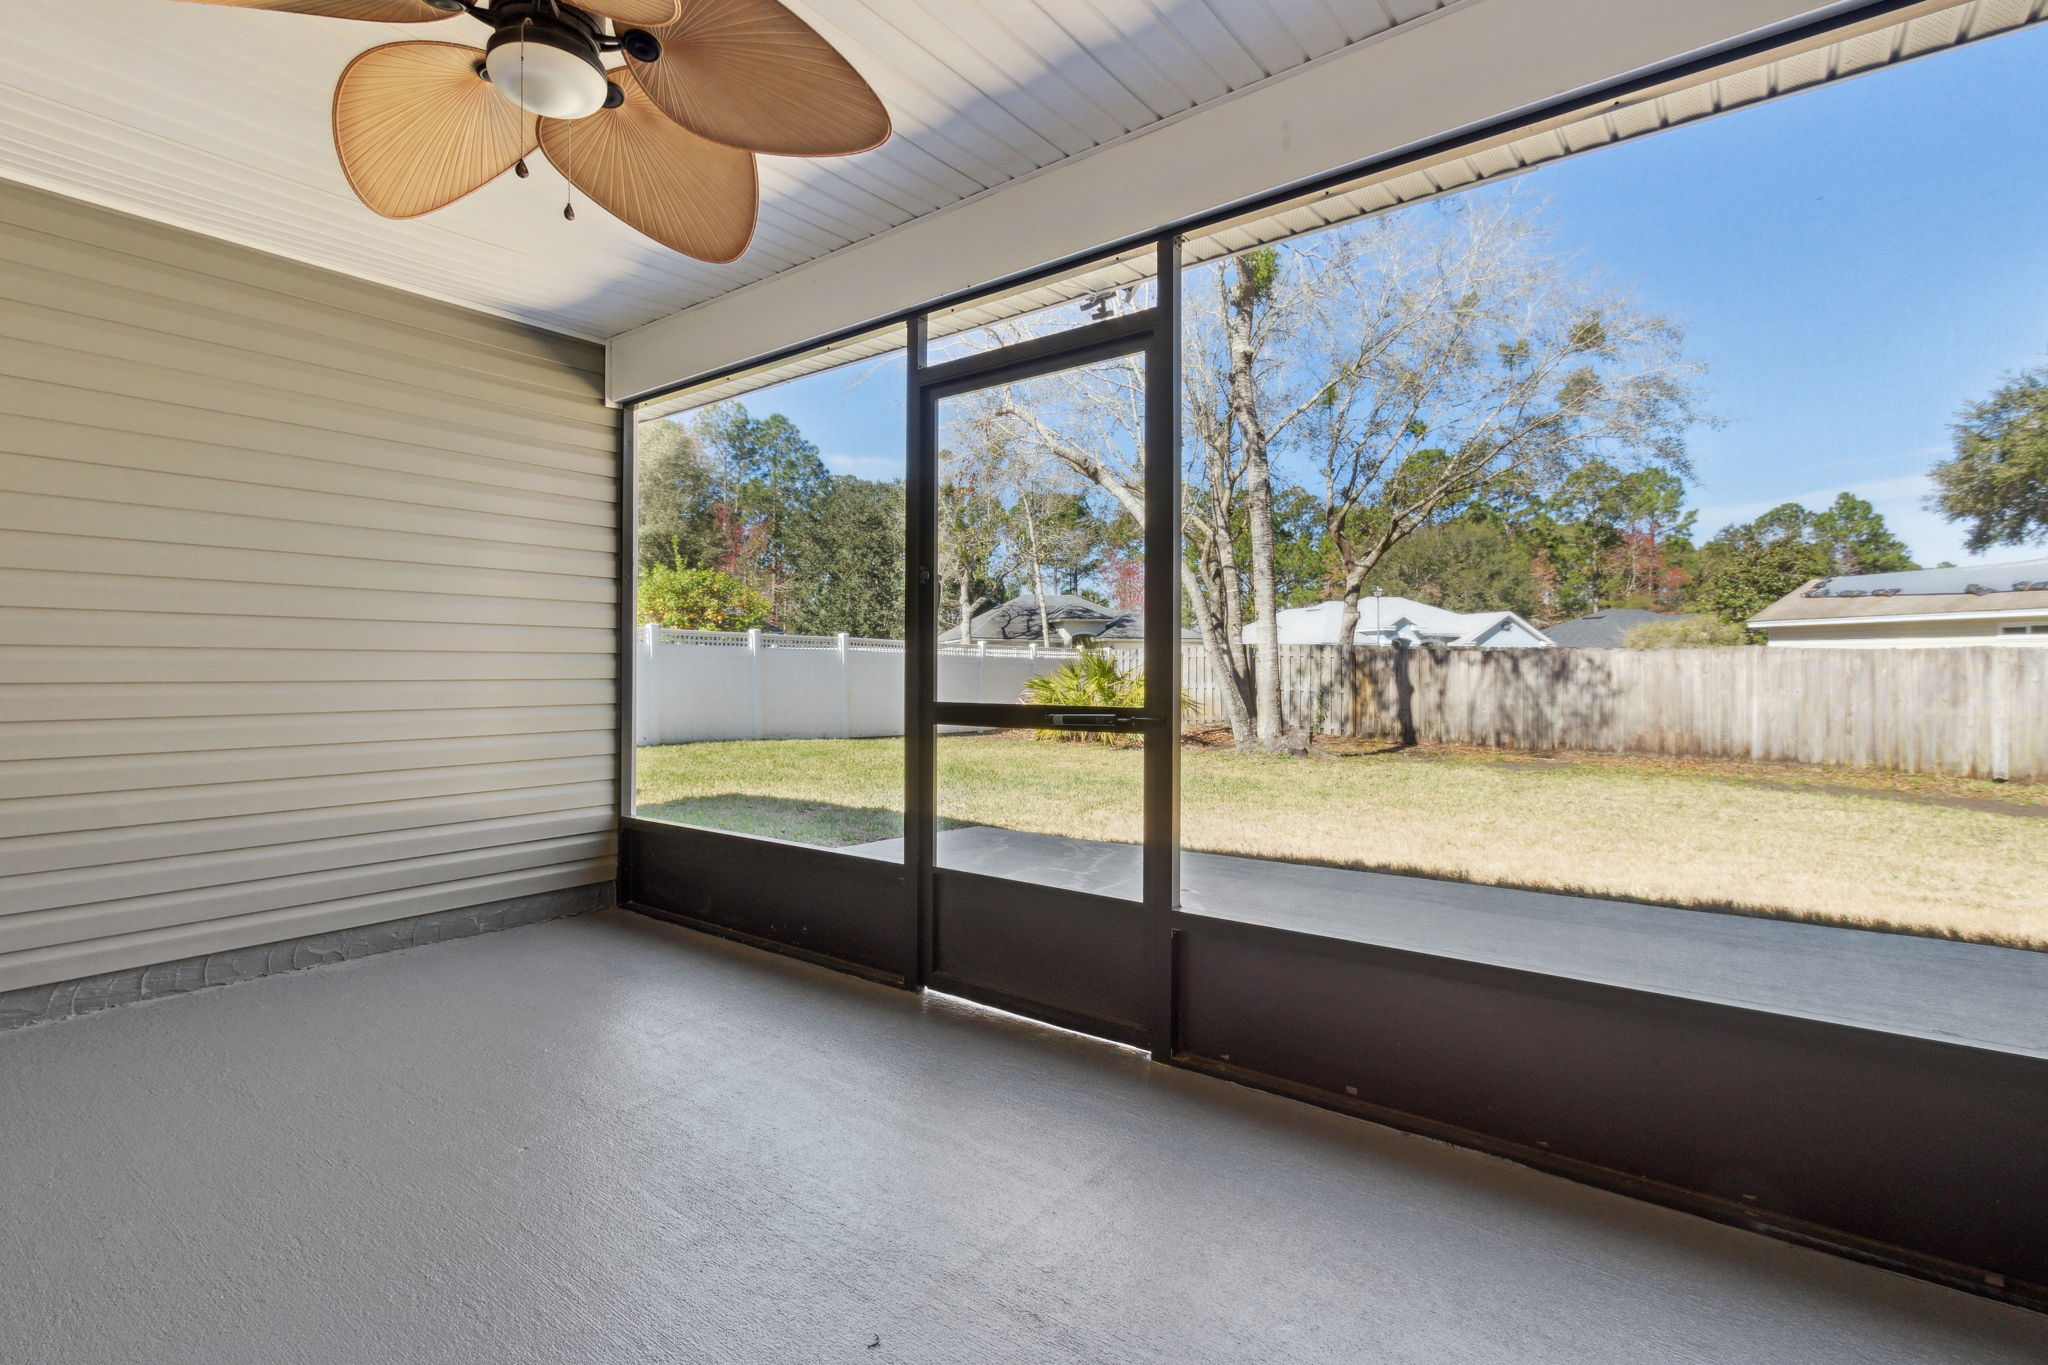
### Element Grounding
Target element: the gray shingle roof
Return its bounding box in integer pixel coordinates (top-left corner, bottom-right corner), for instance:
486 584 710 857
938 593 1145 643
1540 609 1697 649
1796 558 2048 599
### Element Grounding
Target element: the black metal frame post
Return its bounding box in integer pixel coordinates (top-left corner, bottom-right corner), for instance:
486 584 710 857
1141 235 1182 1058
904 313 936 988
616 404 638 832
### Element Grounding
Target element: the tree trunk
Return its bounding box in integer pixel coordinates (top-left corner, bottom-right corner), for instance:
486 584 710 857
1018 498 1052 645
1226 265 1283 746
1182 562 1255 739
1195 403 1254 742
1337 586 1363 652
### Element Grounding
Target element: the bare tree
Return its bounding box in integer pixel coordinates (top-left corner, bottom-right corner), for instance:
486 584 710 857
935 424 1008 637
939 387 1105 644
975 197 1705 748
1182 246 1364 744
1295 203 1702 644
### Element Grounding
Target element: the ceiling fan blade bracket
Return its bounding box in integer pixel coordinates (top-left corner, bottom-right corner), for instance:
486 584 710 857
618 29 662 63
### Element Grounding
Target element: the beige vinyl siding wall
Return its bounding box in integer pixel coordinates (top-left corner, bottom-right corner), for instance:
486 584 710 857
1764 615 2048 647
0 180 618 994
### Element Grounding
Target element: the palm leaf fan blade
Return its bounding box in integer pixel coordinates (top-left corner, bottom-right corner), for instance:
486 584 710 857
625 0 889 157
574 1 683 23
172 0 458 21
333 42 537 218
539 71 756 262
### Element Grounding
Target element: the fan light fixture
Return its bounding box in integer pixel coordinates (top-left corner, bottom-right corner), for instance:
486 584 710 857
483 15 612 121
168 0 894 262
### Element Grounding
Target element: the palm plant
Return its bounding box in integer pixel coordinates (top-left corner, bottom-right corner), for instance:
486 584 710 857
1019 653 1190 743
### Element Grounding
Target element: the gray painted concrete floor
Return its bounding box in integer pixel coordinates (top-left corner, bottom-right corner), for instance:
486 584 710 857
856 826 2048 1055
2 910 2044 1365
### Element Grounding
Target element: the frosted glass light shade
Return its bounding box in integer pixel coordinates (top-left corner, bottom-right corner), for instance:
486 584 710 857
485 39 607 120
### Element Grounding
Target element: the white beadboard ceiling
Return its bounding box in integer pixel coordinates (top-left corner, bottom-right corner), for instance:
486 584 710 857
0 0 1451 340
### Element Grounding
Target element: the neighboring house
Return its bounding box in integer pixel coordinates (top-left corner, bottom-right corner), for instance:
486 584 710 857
1261 597 1553 648
940 592 1181 646
1543 608 1703 648
1749 558 2048 647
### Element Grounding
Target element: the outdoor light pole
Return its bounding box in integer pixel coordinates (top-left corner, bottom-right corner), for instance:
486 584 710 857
1373 586 1385 644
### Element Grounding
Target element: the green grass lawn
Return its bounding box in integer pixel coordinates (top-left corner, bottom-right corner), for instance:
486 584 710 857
634 734 2047 949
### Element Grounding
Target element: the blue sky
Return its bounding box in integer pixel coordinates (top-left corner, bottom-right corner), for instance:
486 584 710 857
687 23 2048 569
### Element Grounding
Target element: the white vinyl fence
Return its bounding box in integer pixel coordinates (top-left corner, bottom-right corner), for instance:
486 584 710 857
634 627 1081 746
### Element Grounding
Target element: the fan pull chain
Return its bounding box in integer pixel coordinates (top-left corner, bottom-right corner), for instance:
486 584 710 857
515 20 545 199
559 89 577 222
560 127 576 221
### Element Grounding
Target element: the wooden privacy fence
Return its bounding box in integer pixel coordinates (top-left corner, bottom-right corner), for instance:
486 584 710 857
1162 645 2046 781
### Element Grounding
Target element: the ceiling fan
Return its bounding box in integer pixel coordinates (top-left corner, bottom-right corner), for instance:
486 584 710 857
172 1 891 262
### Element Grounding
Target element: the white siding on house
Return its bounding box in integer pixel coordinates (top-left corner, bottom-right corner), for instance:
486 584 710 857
0 180 618 994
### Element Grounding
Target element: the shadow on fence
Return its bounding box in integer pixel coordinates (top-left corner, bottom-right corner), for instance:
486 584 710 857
1189 644 2041 782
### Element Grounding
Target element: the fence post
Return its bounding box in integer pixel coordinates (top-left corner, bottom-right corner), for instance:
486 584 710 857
639 623 659 747
1990 649 2012 782
837 632 851 739
747 628 764 740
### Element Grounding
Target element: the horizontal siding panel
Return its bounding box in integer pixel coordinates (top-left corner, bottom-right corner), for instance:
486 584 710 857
7 732 615 802
2 413 616 526
0 531 615 605
0 679 615 722
0 607 613 656
0 758 613 840
0 356 614 492
0 647 613 684
0 325 617 465
0 835 616 955
0 321 617 455
0 781 614 877
0 568 614 630
0 363 616 476
4 812 616 916
0 451 616 551
0 861 615 995
0 491 613 577
0 181 616 991
0 705 617 761
0 256 616 424
0 191 611 375
0 397 616 502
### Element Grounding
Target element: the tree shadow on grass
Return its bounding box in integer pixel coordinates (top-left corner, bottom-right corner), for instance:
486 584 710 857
634 794 907 847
